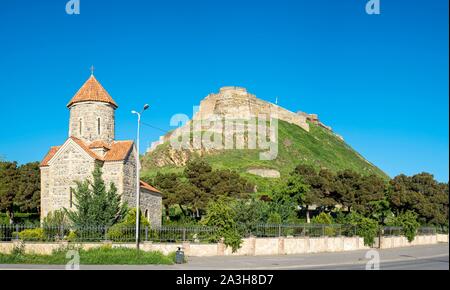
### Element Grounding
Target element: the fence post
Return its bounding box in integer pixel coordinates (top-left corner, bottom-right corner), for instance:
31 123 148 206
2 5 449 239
322 225 325 236
145 226 148 241
104 226 108 241
183 228 186 241
15 224 19 240
278 225 282 237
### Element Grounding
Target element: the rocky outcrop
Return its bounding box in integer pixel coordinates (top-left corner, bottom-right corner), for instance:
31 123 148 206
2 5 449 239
246 168 281 178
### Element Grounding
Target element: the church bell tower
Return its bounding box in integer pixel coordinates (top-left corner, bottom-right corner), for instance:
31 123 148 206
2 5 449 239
67 74 118 144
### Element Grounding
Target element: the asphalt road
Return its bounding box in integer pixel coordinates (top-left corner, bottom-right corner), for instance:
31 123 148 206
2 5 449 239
0 244 448 270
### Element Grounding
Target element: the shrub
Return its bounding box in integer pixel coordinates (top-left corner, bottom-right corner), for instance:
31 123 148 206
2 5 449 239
66 231 78 242
311 212 336 236
107 208 149 242
311 212 333 224
232 199 270 237
356 217 379 247
267 212 282 224
387 211 420 243
344 211 380 246
18 228 44 241
42 210 71 241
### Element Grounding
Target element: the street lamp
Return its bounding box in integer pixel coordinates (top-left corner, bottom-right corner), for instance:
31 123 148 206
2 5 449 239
131 104 150 250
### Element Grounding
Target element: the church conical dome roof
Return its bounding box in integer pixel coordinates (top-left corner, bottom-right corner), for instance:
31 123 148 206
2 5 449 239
67 75 118 108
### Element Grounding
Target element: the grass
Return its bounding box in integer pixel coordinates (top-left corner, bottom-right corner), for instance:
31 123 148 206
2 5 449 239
0 245 176 265
141 120 389 194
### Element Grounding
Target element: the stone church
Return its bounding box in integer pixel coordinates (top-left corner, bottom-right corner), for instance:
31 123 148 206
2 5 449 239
40 74 162 227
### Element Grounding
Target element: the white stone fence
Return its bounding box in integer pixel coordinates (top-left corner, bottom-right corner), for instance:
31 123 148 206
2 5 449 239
0 234 447 257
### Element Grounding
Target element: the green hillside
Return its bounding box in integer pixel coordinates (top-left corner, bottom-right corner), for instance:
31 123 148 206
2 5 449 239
141 120 388 193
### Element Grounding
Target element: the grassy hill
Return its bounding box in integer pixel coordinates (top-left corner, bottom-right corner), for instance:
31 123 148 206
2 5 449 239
141 120 388 193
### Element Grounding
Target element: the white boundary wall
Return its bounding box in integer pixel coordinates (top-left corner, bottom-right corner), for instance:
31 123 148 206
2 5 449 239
0 234 447 257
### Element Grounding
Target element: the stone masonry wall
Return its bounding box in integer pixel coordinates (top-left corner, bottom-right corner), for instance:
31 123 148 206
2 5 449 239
40 141 97 219
41 141 162 225
120 147 162 226
194 87 309 132
2 234 447 256
68 102 115 143
141 190 163 228
121 147 137 201
102 161 123 197
147 87 311 153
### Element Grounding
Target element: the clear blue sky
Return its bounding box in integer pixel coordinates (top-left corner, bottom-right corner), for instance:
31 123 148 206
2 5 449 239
0 0 448 181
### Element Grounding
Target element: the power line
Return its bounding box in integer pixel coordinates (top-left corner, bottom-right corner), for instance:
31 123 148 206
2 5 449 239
140 121 170 134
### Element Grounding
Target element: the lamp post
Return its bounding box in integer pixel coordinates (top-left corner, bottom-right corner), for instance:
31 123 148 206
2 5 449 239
131 104 149 250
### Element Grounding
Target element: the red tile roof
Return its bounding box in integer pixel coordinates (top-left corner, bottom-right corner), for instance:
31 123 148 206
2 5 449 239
89 140 111 150
104 141 134 161
140 180 162 194
70 136 103 160
41 138 135 166
40 146 61 167
67 75 118 108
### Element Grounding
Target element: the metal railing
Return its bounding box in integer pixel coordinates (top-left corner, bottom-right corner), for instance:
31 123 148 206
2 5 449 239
253 224 358 238
0 224 217 243
382 226 404 236
380 226 443 237
0 224 445 243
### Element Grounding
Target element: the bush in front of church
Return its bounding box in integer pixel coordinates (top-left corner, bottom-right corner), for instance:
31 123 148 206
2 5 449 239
107 208 150 242
15 228 45 241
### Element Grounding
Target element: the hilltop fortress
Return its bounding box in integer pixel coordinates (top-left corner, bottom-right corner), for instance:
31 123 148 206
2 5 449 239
194 86 310 131
148 86 339 153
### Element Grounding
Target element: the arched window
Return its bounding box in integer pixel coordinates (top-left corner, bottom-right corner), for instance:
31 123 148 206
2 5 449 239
79 119 82 135
97 118 101 135
145 209 149 221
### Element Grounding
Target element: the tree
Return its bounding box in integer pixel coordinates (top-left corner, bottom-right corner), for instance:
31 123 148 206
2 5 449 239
280 173 311 222
292 165 339 218
0 161 19 224
232 199 270 236
268 190 298 223
181 160 253 218
356 174 387 217
175 180 202 218
184 159 213 190
334 169 361 213
201 197 242 253
14 162 40 214
388 173 449 226
151 172 182 220
65 166 127 227
207 169 253 199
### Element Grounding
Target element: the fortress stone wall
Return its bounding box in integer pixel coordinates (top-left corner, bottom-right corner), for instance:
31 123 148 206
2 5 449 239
148 87 336 153
193 87 310 132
